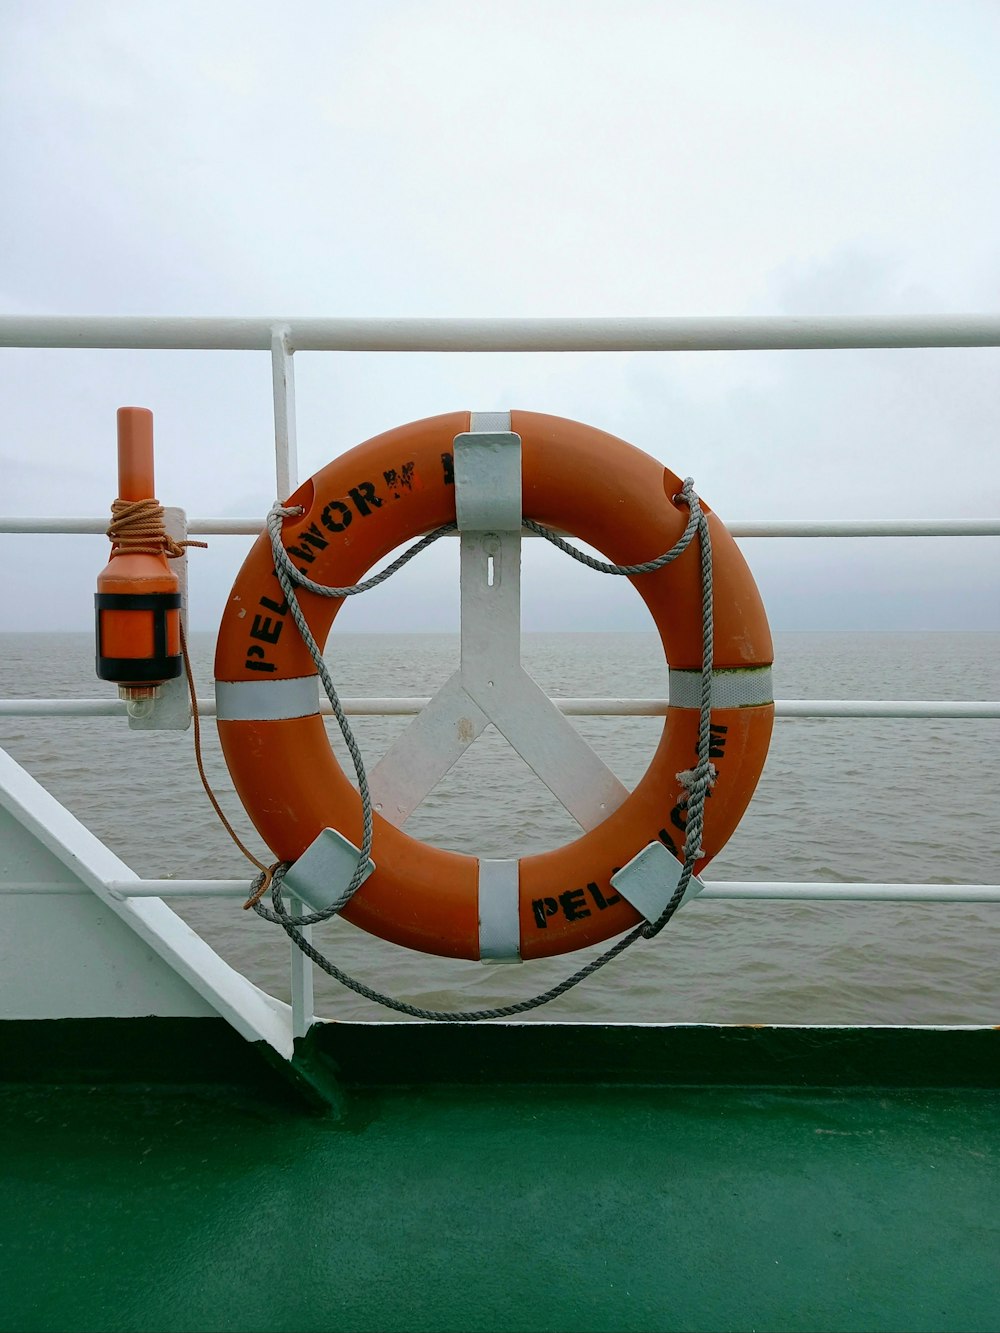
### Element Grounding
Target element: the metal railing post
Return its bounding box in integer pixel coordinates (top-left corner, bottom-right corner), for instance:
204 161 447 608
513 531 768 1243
271 325 299 500
270 325 311 1037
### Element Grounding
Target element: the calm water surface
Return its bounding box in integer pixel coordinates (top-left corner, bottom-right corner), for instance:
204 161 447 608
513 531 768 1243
2 630 998 1024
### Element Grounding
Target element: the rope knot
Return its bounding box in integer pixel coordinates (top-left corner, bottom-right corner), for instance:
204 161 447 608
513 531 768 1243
674 762 716 860
243 861 285 910
673 478 696 507
107 498 208 557
675 762 717 800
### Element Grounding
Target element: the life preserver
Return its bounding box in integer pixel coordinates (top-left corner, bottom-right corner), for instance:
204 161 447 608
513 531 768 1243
215 411 773 961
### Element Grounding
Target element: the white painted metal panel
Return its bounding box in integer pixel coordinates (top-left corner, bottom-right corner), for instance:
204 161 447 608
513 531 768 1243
459 530 522 676
367 672 489 827
0 747 293 1052
464 667 629 830
367 419 627 836
0 894 215 1019
0 796 216 1019
457 519 628 830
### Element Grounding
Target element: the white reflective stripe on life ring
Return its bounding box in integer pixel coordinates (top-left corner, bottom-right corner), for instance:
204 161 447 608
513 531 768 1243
478 858 522 963
215 675 321 722
469 410 512 433
668 666 773 710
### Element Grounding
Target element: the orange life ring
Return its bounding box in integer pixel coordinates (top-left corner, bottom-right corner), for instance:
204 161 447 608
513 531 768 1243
215 411 773 961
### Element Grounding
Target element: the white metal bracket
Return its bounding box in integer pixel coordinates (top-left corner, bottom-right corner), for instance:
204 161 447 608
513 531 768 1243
610 841 705 922
453 427 522 531
367 411 630 961
283 828 376 915
128 506 192 732
369 414 629 836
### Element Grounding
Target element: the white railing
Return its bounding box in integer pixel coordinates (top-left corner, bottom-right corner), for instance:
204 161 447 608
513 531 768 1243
2 879 997 903
4 312 1000 350
2 697 998 720
4 516 1000 538
2 314 998 1034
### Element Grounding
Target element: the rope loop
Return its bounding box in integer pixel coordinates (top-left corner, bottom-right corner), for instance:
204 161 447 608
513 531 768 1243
108 497 208 557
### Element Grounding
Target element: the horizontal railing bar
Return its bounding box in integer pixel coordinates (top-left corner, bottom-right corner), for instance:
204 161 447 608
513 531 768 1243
729 519 1000 538
8 880 997 903
4 879 997 902
1 700 130 716
0 879 969 903
775 700 1000 718
2 516 999 538
3 314 1000 351
0 517 264 535
0 881 256 897
3 698 999 719
109 881 251 898
704 883 1000 902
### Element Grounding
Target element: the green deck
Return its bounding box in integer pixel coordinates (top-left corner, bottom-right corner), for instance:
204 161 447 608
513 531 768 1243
2 1021 998 1333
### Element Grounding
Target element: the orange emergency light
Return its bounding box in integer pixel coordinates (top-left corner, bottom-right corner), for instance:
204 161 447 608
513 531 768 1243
95 407 182 701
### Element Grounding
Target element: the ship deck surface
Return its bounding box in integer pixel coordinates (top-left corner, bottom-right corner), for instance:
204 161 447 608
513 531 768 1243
3 1021 998 1332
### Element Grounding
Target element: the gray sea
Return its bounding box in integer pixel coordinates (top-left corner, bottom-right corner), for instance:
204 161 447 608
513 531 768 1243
2 630 998 1025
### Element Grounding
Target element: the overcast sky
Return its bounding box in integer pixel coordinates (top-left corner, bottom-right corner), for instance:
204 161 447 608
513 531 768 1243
1 0 998 633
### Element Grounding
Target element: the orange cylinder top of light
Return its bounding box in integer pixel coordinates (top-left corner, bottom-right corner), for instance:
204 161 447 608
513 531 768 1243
116 406 155 501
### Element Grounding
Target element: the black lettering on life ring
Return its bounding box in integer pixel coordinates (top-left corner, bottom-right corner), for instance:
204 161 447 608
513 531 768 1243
657 826 679 856
250 614 282 646
349 482 383 516
382 461 417 500
559 888 590 921
321 500 353 533
286 522 329 565
588 881 621 911
244 644 276 673
531 897 559 929
531 880 622 929
709 723 728 760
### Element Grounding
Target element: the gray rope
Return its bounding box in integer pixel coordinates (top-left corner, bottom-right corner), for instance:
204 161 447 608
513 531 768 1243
522 502 699 575
271 513 457 601
251 480 714 1019
252 507 456 929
